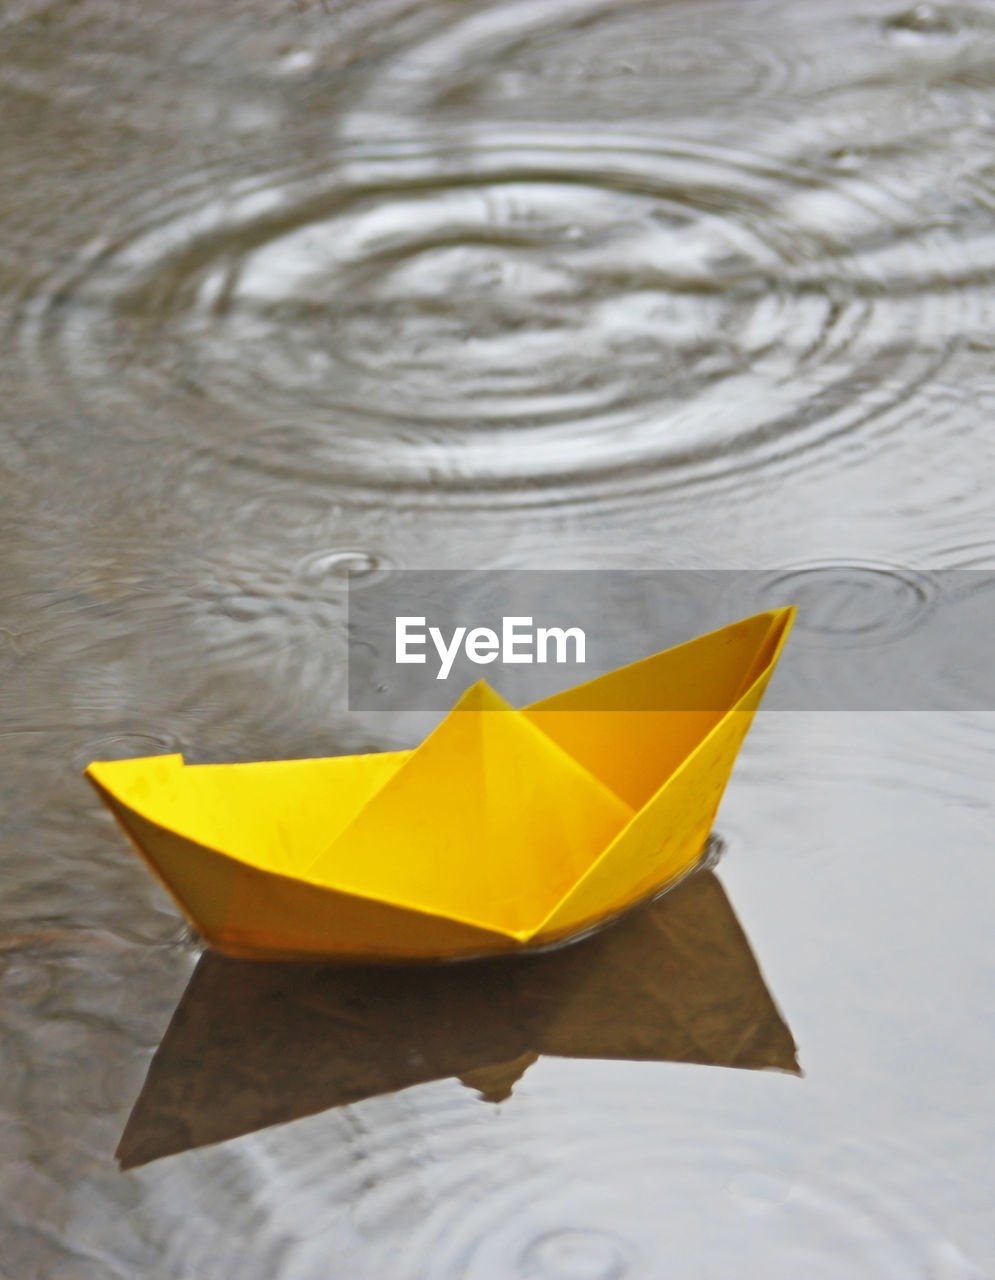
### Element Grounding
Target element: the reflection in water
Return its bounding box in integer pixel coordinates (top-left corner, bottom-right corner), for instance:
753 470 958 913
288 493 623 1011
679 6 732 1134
117 870 798 1167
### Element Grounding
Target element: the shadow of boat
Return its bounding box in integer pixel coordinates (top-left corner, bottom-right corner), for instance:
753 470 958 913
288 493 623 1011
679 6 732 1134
117 869 799 1167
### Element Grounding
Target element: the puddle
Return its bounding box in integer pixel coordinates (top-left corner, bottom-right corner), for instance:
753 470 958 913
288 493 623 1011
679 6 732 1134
2 0 994 1277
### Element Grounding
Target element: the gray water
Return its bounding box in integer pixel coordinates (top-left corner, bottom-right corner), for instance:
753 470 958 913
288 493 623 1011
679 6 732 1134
2 1 994 1277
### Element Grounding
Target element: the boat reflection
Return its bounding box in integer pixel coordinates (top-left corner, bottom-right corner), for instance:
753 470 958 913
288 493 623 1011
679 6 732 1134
117 869 798 1167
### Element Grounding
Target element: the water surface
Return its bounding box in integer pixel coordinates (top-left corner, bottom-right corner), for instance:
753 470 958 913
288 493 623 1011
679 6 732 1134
2 1 994 1277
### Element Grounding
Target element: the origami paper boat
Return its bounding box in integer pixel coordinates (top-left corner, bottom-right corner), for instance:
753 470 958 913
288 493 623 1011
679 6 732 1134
85 607 793 962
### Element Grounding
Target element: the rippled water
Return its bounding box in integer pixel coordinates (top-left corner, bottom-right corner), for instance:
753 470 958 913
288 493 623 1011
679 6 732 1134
2 0 994 1276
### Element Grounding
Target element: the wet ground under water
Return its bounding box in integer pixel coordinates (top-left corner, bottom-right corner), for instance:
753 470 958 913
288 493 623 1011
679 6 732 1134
1 1 994 1277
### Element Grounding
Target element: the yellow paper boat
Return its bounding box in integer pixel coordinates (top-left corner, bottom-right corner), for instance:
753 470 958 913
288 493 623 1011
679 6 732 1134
85 607 793 962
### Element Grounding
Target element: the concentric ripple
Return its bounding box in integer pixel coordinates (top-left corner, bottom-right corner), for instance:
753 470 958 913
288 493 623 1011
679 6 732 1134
341 0 798 132
294 547 391 587
752 562 938 646
14 125 985 494
403 1102 985 1280
138 1091 984 1280
520 1229 632 1280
